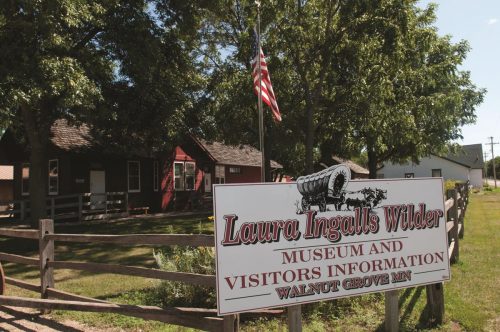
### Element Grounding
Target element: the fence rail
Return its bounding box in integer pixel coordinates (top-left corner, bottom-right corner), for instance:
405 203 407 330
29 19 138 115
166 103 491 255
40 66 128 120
0 192 130 223
46 233 215 246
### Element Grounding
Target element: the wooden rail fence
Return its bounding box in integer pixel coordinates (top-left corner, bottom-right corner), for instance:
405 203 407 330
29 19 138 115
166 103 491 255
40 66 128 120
0 182 470 331
385 181 469 331
0 192 130 223
0 220 236 332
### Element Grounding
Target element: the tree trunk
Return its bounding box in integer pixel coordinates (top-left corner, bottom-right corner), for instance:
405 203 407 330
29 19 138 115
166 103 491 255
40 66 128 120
29 143 48 227
20 104 50 228
367 142 378 180
305 105 314 174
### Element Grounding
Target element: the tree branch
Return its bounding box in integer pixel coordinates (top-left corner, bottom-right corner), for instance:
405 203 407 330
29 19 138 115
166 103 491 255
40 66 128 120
71 27 102 52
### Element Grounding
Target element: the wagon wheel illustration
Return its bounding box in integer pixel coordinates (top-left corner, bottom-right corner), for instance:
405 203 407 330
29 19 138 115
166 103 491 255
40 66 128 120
296 164 351 213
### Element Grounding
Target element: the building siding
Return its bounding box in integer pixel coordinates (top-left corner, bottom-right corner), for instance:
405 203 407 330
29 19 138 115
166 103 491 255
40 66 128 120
469 169 483 188
225 165 261 183
379 156 471 182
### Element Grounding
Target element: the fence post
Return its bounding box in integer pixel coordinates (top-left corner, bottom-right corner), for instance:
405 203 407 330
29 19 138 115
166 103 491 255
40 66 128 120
39 219 54 314
78 194 83 221
456 184 465 239
50 198 55 220
20 201 25 221
385 289 399 332
425 282 444 326
287 304 302 332
223 314 239 332
447 189 459 263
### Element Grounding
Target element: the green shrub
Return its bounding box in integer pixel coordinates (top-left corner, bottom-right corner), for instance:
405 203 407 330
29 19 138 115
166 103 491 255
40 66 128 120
151 245 216 308
444 179 465 191
146 225 216 308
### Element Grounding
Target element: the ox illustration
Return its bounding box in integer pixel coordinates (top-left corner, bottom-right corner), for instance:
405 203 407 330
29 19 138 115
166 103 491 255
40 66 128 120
296 165 387 213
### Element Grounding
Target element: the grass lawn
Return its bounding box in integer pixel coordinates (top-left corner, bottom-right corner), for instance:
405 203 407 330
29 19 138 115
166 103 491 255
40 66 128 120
1 191 499 331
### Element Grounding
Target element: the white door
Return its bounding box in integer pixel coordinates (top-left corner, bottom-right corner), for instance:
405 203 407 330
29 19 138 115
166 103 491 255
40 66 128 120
204 172 212 193
90 170 106 209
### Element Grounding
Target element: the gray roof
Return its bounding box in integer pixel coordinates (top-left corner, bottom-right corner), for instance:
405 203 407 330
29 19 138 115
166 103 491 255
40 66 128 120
331 156 369 175
195 138 282 169
440 144 484 169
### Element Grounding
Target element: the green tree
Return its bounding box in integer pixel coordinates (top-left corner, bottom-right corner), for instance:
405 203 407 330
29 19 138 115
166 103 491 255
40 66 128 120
198 0 351 176
0 1 202 226
202 1 484 179
318 1 485 178
486 157 500 180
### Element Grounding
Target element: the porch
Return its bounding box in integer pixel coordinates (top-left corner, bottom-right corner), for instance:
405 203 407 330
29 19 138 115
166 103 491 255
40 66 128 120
0 192 136 223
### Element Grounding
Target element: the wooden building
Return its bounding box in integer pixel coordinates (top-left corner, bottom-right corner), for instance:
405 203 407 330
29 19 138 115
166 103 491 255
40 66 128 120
0 120 282 214
163 136 282 210
0 119 159 211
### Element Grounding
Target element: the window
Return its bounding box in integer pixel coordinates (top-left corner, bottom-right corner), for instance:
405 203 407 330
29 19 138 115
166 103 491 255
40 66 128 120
432 169 442 178
128 161 141 192
215 165 225 184
174 162 184 190
21 163 29 196
48 159 58 195
185 162 195 190
229 166 241 174
404 173 414 178
174 161 196 190
153 161 159 192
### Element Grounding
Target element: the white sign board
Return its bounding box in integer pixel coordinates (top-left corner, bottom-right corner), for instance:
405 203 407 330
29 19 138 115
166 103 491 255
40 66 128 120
214 168 450 315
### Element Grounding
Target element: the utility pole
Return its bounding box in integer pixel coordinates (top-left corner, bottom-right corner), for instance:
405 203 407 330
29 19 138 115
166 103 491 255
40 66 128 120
486 137 499 188
483 151 489 185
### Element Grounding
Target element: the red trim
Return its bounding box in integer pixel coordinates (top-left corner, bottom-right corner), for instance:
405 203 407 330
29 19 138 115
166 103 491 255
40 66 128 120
189 135 217 162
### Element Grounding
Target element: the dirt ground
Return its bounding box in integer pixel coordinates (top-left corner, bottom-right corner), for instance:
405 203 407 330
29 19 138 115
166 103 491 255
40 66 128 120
0 306 108 332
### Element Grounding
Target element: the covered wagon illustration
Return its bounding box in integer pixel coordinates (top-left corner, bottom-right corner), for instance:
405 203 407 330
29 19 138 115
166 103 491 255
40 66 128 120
296 164 351 212
296 164 387 213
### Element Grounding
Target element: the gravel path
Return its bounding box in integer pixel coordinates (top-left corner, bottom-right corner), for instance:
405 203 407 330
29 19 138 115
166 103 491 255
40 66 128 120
0 306 108 332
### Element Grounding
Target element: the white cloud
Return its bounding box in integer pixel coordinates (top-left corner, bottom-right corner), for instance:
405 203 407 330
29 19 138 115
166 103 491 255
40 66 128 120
488 18 498 25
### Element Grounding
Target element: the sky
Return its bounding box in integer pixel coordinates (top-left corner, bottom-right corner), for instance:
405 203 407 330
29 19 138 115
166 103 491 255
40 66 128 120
418 0 500 160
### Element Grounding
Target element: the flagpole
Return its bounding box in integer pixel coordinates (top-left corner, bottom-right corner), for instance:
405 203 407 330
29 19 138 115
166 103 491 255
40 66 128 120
256 1 266 182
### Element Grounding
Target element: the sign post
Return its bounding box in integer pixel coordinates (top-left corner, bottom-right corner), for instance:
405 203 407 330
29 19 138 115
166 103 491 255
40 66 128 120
214 166 450 317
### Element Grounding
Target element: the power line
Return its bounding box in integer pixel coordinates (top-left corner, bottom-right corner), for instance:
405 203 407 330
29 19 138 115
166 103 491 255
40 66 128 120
486 137 499 188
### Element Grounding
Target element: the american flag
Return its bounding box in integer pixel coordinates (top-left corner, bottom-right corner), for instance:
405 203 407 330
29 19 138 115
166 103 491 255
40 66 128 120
252 30 281 122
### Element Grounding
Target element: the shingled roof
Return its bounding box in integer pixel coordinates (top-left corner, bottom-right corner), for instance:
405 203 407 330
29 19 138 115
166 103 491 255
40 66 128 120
48 121 284 168
50 119 93 151
440 144 484 169
331 156 369 175
195 138 282 169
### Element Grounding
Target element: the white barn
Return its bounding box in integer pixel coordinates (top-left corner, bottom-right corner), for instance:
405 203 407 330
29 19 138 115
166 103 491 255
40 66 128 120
378 144 484 188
